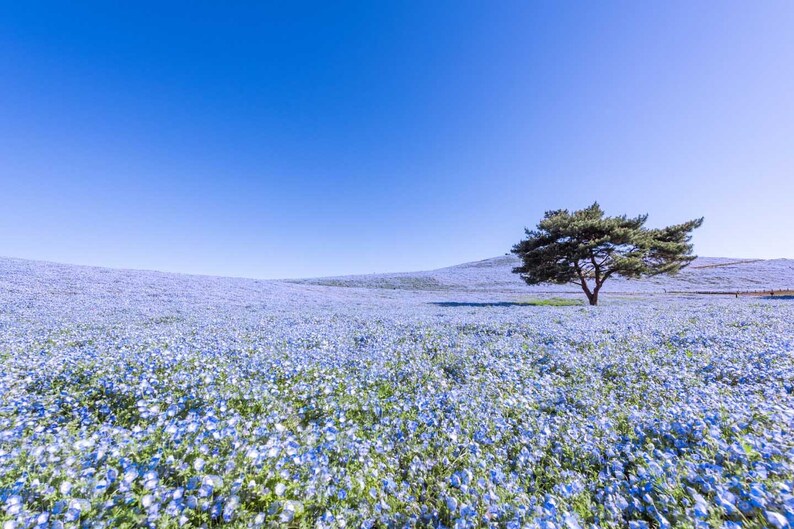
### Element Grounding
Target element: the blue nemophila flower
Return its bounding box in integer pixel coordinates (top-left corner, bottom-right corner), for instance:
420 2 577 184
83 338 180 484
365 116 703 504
766 510 790 529
1 259 793 527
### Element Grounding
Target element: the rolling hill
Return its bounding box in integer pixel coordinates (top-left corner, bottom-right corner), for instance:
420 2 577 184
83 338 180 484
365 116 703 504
1 256 791 305
288 255 794 294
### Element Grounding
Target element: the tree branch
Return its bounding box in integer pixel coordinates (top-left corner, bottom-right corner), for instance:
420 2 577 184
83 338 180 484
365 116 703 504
573 262 593 298
589 251 601 287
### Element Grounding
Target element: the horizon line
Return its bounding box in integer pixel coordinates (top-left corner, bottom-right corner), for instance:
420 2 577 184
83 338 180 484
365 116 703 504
0 253 782 283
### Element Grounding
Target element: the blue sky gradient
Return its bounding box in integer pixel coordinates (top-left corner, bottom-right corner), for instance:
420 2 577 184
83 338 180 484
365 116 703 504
1 2 792 278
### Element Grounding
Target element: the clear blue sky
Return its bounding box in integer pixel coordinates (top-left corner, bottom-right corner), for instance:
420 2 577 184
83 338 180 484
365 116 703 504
1 2 792 278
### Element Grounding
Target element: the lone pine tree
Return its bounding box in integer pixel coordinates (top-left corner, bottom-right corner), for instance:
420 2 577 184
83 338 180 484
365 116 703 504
511 203 703 305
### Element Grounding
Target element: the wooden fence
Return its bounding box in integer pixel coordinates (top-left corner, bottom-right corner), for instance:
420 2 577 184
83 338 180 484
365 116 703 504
667 289 794 297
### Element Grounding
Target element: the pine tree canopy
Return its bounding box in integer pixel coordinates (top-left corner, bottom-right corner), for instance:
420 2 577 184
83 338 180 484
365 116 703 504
511 203 704 305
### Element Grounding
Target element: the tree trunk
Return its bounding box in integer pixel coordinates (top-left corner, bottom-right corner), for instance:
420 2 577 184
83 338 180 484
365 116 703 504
582 284 600 305
589 291 599 305
590 284 601 306
579 279 598 306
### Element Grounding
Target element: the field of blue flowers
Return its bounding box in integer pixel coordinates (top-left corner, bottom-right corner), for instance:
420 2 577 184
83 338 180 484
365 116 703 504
1 259 793 528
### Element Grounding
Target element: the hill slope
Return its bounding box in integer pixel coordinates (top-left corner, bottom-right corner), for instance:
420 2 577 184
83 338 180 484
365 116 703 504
1 255 791 301
289 255 794 293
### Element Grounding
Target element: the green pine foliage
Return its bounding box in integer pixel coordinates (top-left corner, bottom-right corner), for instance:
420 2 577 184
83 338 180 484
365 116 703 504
512 203 703 305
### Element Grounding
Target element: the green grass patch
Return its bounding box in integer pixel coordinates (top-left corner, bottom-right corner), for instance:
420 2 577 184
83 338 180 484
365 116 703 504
517 297 583 307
